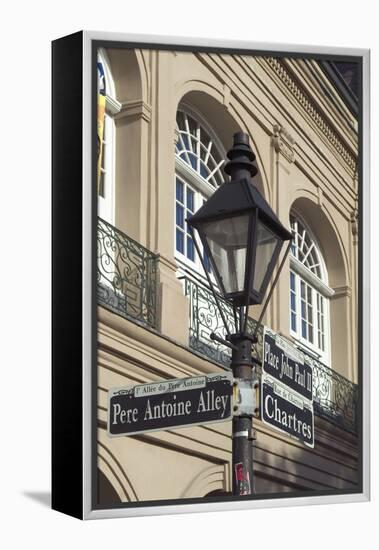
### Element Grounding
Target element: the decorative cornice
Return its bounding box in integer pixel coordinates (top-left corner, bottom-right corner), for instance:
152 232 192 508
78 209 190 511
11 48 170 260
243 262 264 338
105 95 122 116
272 124 296 163
158 253 178 274
290 256 335 298
115 99 152 123
266 58 356 173
331 285 352 298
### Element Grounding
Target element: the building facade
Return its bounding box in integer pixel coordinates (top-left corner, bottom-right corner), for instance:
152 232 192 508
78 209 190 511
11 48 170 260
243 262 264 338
96 45 359 505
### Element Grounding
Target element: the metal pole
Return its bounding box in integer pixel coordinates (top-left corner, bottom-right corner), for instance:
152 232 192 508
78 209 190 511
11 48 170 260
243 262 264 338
231 333 254 496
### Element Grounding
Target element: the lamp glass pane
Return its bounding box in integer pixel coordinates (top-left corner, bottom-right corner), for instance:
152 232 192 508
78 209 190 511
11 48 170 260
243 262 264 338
202 215 249 295
253 220 281 293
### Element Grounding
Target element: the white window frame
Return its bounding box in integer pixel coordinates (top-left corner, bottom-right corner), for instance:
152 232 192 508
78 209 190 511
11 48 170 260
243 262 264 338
97 48 121 225
289 213 334 366
174 106 226 281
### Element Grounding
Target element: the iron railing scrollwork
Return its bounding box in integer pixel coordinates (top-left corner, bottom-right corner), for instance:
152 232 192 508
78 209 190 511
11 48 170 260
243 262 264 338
182 275 358 434
307 356 358 433
97 218 158 328
182 276 264 367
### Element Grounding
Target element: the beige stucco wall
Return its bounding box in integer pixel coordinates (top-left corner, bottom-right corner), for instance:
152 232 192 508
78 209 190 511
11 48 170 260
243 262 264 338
98 309 358 502
97 47 358 504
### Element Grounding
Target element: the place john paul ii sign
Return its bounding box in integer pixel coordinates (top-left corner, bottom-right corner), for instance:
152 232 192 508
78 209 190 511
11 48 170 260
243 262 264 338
261 327 314 448
108 372 233 437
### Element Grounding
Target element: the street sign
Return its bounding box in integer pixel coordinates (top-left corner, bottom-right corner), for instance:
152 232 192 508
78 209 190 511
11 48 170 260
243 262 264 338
261 327 314 448
263 329 312 400
261 377 314 447
108 372 233 437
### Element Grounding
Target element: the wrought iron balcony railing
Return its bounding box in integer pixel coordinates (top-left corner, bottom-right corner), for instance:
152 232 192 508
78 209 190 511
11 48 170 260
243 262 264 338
182 275 358 434
97 218 158 328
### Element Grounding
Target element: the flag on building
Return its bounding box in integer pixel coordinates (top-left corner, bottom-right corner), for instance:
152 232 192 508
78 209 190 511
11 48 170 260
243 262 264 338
97 61 106 193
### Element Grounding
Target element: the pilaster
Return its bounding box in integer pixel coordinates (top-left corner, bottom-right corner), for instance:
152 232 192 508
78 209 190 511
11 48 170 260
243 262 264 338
270 124 296 337
114 99 152 245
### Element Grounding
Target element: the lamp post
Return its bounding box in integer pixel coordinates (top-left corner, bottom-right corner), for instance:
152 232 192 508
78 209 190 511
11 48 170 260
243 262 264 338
187 132 292 496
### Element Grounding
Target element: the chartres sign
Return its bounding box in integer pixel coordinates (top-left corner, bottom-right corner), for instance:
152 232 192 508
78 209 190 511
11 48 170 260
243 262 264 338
261 327 314 448
108 372 233 437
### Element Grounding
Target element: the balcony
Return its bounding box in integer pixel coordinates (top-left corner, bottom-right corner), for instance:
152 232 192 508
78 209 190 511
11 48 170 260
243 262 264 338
97 218 158 328
182 275 358 434
96 220 358 435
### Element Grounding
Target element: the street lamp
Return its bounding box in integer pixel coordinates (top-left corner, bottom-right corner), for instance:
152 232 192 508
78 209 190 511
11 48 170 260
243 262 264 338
187 132 292 496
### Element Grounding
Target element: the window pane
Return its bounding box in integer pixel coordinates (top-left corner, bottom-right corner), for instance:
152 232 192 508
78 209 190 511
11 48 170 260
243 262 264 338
204 251 212 273
200 163 209 179
191 137 198 155
187 188 194 212
188 153 197 170
181 133 190 150
176 229 184 254
200 141 209 161
301 300 306 318
176 179 184 203
291 313 297 332
188 115 197 137
176 204 184 228
307 286 312 302
290 271 295 290
307 305 312 320
187 236 195 261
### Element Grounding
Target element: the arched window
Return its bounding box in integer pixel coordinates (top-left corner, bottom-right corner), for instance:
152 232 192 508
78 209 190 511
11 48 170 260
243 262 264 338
97 49 117 224
289 213 333 365
174 107 225 274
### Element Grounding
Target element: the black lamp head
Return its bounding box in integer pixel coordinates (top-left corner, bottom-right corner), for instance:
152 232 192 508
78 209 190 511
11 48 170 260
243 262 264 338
187 132 292 307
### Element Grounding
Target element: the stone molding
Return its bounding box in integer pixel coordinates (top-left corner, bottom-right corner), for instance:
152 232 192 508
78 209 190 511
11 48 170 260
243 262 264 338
267 58 356 173
115 99 152 123
331 285 352 298
272 124 296 163
105 95 122 116
222 84 231 109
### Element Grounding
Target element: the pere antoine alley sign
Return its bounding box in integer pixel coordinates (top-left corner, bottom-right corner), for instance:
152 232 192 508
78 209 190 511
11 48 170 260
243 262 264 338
108 328 314 449
261 327 314 448
108 373 233 436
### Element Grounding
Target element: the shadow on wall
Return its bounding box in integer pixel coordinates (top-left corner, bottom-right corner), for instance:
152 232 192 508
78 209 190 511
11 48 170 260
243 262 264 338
253 418 359 494
98 470 122 506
